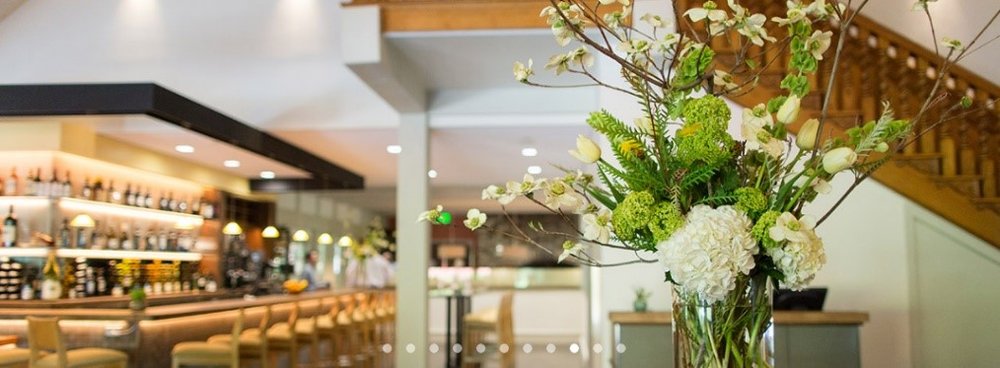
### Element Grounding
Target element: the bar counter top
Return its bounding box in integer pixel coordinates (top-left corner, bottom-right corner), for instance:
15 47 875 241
0 289 357 320
610 310 869 325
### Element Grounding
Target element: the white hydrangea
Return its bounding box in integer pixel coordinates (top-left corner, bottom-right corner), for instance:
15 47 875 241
657 205 758 303
767 231 826 290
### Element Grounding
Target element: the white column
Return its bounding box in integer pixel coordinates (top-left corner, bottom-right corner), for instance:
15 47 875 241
395 112 430 368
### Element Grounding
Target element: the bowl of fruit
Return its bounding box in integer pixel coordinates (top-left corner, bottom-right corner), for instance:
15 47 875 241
283 279 309 295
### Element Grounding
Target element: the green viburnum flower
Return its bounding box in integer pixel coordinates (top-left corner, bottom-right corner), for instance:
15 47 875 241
735 187 767 217
682 95 731 130
675 121 735 166
611 191 655 240
752 210 781 249
648 201 685 242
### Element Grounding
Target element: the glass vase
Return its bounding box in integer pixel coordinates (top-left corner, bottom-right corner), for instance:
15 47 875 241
672 274 774 368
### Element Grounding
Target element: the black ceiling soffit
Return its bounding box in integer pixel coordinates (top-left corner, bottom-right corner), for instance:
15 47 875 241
0 83 363 191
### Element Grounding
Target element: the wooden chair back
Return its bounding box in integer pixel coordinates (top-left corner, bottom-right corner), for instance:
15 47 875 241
27 317 65 366
497 292 515 368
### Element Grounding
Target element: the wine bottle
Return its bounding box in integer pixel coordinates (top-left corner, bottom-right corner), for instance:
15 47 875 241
25 169 35 196
92 178 105 202
106 226 120 250
158 192 169 211
4 168 17 196
143 189 153 208
168 192 178 212
178 197 189 214
119 224 132 250
58 218 71 249
191 197 202 215
61 171 72 198
81 177 92 200
90 220 102 249
108 180 121 204
33 167 43 196
2 206 17 247
124 183 134 206
49 169 59 197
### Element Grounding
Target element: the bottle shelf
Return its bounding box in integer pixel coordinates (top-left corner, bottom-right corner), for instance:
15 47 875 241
0 247 202 262
0 196 203 227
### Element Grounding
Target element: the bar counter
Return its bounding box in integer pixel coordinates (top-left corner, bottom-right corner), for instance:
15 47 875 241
0 289 359 367
609 310 870 325
610 310 869 367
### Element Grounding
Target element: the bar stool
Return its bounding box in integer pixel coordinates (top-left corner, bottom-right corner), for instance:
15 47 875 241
316 298 347 364
263 302 317 368
26 316 128 368
0 347 34 368
207 306 271 368
462 292 515 368
352 293 376 368
171 308 244 368
334 295 357 367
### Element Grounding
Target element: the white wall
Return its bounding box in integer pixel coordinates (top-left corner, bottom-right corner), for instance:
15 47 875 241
853 0 1000 84
906 204 1000 368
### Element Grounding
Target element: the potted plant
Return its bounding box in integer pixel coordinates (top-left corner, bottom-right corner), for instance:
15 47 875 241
129 286 147 311
633 288 652 312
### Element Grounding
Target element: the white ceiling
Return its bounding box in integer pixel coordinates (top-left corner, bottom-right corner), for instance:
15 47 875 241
0 0 603 213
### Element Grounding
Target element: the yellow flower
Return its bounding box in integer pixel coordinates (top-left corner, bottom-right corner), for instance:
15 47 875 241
678 122 702 138
618 139 644 157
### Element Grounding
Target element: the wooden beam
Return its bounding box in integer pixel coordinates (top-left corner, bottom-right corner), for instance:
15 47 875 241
346 0 549 32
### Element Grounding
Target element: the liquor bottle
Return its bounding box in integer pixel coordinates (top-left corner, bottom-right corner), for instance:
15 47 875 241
124 183 135 206
2 206 17 247
49 169 59 197
81 177 92 200
108 180 121 204
4 168 17 196
143 189 153 209
33 168 43 196
119 224 132 250
168 192 178 212
201 201 215 219
58 218 71 249
90 220 103 249
158 192 169 211
106 226 120 250
96 267 108 296
178 197 189 214
134 226 146 251
157 228 169 251
61 171 72 198
92 178 105 202
24 169 35 196
84 267 96 297
177 230 193 252
191 197 202 215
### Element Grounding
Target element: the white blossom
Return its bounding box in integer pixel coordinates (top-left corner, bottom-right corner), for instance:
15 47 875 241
713 70 739 93
806 30 833 60
768 230 826 290
768 212 816 244
463 209 487 231
640 13 669 28
542 179 586 213
416 205 444 223
657 205 757 304
559 241 585 263
513 60 533 82
741 104 784 158
582 208 613 243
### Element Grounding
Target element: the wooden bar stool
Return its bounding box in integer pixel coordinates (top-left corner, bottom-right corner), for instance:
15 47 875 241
334 295 357 367
462 292 515 368
352 293 376 368
171 308 244 368
264 302 318 367
0 348 34 368
316 298 348 365
27 316 128 368
207 306 271 368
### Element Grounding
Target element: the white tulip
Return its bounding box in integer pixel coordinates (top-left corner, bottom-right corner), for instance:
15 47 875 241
796 118 820 150
776 95 801 124
568 135 602 164
822 147 858 174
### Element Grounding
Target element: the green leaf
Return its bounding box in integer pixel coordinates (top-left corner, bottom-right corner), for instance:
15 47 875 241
680 165 719 189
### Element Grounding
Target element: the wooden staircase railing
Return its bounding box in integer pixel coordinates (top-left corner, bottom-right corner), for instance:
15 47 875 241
676 0 1000 247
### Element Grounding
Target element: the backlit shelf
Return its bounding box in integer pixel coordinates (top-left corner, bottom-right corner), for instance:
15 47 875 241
0 248 202 262
0 196 204 227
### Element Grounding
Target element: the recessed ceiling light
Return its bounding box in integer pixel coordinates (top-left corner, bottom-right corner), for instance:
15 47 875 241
260 171 276 179
521 147 538 157
527 165 542 175
174 145 195 153
427 169 438 178
386 145 402 154
223 160 241 168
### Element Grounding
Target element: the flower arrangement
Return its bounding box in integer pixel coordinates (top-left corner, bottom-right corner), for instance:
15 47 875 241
352 217 394 260
420 0 996 366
